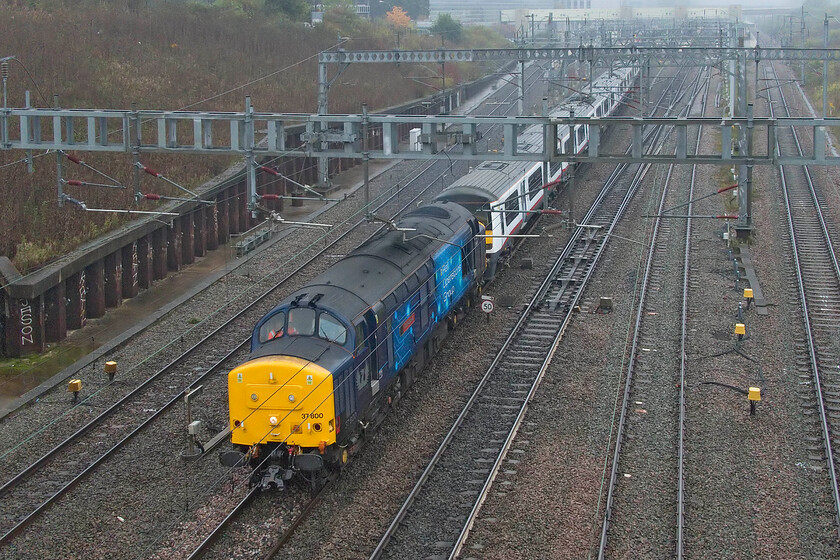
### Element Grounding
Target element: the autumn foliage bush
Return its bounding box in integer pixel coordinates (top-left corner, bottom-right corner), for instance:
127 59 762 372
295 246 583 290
0 1 506 273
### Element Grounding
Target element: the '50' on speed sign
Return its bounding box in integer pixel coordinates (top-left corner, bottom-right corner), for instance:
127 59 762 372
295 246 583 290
481 300 494 313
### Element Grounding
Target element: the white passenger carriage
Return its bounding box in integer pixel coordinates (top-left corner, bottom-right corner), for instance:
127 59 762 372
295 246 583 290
436 65 638 279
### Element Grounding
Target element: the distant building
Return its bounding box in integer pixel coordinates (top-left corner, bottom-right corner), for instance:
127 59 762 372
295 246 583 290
311 2 370 23
430 0 557 27
355 1 370 19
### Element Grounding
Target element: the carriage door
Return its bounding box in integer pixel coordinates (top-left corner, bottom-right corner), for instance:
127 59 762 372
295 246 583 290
373 317 389 393
354 320 373 412
364 310 381 396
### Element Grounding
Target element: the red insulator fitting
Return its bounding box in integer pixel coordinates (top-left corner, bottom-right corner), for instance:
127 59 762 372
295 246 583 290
66 154 83 165
142 166 161 177
260 194 281 200
260 166 280 176
143 193 161 200
66 180 83 186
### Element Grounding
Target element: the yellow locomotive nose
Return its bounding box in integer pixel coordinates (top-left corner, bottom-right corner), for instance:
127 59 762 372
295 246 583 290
228 356 336 449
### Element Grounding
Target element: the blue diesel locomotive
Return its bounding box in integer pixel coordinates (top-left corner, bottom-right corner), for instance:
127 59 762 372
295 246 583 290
225 201 486 488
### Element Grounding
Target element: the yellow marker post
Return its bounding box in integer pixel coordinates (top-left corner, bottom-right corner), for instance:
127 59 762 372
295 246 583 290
748 386 761 416
104 361 117 382
68 379 82 403
744 288 754 310
735 323 746 349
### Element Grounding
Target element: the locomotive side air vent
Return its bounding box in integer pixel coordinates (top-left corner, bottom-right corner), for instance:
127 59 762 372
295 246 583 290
407 206 450 220
481 162 508 171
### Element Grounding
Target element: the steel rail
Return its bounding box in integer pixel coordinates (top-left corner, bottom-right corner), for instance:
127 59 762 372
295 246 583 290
768 61 840 537
152 62 551 560
186 486 260 560
0 159 449 545
370 63 693 560
676 66 709 560
595 66 710 560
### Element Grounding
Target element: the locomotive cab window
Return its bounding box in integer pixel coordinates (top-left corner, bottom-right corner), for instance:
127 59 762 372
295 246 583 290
258 311 286 342
318 312 347 345
287 307 316 336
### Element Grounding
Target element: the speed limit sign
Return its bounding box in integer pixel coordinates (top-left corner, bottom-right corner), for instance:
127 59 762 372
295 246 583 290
481 300 494 313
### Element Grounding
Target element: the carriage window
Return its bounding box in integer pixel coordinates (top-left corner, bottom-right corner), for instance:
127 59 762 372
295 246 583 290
504 192 518 227
528 169 542 200
287 307 316 336
258 311 286 343
318 312 347 345
563 137 571 155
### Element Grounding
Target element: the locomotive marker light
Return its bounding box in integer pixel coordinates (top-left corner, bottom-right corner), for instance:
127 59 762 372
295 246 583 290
748 386 761 416
104 360 117 382
67 379 82 403
182 385 204 461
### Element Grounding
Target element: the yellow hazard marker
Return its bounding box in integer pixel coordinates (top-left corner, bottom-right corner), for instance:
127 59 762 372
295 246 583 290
748 386 761 416
68 379 82 403
104 361 117 382
744 288 754 310
735 323 746 349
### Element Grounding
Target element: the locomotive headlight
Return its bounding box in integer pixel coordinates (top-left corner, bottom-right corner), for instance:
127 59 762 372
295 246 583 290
288 394 295 403
251 393 258 401
269 416 278 426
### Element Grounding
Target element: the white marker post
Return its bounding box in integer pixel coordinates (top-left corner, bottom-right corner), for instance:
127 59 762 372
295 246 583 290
481 295 495 322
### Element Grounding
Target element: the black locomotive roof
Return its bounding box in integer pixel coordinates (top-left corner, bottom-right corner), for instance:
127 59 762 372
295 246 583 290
267 201 474 323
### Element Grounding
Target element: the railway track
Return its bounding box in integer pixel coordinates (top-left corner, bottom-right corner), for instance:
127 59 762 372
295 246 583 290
0 158 454 545
766 60 840 537
102 64 563 560
0 62 553 556
366 66 702 560
594 66 711 559
0 58 553 550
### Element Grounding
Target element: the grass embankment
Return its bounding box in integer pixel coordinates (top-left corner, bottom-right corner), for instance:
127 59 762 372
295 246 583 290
0 1 506 273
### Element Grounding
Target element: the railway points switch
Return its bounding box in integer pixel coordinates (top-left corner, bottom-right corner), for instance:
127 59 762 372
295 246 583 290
67 379 82 403
104 361 117 381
